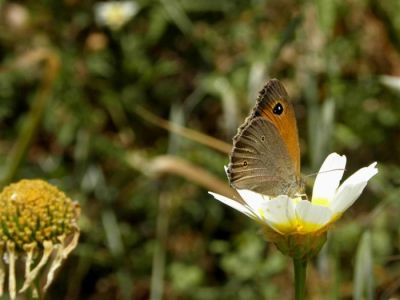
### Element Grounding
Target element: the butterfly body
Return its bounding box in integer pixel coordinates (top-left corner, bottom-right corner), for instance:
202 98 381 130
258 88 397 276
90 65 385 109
227 79 303 197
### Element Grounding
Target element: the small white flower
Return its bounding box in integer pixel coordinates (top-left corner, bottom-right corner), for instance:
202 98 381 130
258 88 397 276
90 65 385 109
209 153 378 235
95 1 138 31
380 75 400 93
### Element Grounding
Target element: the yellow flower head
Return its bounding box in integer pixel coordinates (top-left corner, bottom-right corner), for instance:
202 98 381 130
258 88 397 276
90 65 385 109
0 179 80 299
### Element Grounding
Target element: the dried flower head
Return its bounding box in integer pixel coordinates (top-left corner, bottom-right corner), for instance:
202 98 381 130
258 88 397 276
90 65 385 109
0 179 80 299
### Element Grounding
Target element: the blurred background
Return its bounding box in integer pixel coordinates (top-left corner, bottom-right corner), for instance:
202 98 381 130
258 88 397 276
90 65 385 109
0 0 400 299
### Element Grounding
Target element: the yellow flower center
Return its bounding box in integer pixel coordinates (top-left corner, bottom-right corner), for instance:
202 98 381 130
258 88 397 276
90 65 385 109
0 179 80 251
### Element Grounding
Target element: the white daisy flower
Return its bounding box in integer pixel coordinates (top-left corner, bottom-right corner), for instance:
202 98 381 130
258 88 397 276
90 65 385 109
95 1 139 31
209 153 378 236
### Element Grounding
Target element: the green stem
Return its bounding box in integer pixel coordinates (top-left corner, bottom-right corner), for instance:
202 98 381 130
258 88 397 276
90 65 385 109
293 258 308 300
149 190 170 300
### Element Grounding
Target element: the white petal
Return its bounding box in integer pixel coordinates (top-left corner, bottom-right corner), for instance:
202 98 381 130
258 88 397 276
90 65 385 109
312 153 346 204
208 192 255 218
237 189 269 212
331 162 378 214
122 2 138 18
295 201 332 232
259 195 297 233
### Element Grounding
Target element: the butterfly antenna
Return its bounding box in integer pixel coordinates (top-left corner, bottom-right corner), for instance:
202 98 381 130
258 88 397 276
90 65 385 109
304 168 346 178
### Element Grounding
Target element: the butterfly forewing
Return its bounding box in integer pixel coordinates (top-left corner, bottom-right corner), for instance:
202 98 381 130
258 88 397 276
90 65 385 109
255 79 301 175
227 79 302 197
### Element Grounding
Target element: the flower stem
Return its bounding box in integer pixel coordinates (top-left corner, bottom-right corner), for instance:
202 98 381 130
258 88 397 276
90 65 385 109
293 258 308 300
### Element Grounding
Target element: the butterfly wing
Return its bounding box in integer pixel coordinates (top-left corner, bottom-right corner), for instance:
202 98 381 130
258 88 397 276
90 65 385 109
227 79 302 197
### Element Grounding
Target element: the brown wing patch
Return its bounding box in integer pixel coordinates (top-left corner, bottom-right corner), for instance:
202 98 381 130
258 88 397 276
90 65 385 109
227 117 300 196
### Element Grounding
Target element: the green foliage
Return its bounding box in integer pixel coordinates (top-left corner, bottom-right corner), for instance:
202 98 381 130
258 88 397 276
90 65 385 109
1 0 400 299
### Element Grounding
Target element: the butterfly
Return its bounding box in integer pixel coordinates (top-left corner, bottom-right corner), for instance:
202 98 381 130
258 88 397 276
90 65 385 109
227 79 304 197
